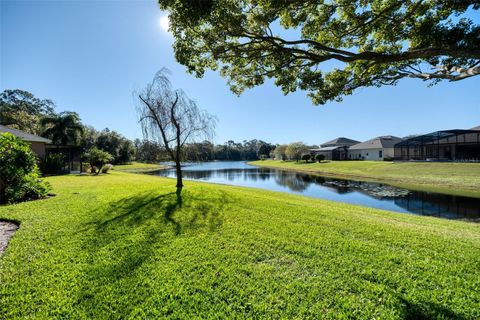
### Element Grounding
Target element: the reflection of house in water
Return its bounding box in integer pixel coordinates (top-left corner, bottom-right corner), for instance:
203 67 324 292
394 192 480 219
270 170 354 194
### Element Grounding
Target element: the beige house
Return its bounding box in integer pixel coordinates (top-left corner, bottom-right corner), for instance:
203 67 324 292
349 136 403 161
0 125 52 159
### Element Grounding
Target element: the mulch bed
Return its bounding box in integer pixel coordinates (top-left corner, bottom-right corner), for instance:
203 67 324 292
0 221 19 256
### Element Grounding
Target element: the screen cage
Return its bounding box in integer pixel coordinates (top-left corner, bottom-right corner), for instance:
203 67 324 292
394 130 480 161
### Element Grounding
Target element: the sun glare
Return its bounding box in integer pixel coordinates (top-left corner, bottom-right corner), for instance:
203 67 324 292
159 16 170 32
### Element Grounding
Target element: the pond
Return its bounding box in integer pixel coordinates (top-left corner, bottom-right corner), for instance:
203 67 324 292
148 161 480 221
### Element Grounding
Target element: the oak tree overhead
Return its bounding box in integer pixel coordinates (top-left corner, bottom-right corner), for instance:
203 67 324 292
137 69 216 188
158 0 480 104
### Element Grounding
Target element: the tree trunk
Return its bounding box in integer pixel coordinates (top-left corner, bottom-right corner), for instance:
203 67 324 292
175 160 183 188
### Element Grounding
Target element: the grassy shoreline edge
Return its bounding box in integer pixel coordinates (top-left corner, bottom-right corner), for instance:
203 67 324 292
249 160 480 198
112 162 168 173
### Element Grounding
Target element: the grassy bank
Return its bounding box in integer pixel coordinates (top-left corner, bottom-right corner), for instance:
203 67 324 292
1 172 479 318
250 160 480 198
113 161 167 173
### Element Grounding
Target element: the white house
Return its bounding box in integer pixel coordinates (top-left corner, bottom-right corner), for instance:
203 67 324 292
349 136 403 161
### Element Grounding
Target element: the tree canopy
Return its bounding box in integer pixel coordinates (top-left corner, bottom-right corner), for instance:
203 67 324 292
159 0 480 104
41 111 84 145
0 89 55 134
285 142 309 161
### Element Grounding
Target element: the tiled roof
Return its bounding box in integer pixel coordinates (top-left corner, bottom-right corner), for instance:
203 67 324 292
320 137 360 147
0 125 52 143
350 136 403 150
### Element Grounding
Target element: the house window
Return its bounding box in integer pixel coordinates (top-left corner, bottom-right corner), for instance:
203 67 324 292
379 150 383 158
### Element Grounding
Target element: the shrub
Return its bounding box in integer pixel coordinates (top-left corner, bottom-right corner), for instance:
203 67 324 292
259 154 267 161
315 154 325 162
101 164 113 173
7 172 51 202
285 142 308 161
0 133 50 204
82 147 113 175
273 144 288 160
301 154 311 163
41 153 65 175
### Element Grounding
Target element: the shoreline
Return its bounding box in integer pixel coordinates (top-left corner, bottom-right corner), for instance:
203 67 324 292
248 160 480 198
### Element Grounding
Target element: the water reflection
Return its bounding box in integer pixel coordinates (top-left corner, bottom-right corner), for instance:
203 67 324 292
395 193 480 219
149 161 480 221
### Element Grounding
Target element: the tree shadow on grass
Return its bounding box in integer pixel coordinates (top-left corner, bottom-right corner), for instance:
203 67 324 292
75 188 230 315
360 271 471 319
398 295 469 320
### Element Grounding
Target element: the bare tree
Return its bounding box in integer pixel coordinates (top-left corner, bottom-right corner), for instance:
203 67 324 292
136 69 216 189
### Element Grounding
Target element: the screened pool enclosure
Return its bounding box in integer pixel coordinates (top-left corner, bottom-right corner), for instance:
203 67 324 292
394 129 480 161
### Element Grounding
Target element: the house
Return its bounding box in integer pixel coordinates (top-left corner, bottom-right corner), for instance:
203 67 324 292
349 136 403 160
320 137 360 148
394 126 480 161
310 137 360 160
0 125 52 159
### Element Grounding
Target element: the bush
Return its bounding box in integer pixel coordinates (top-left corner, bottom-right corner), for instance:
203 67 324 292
7 172 51 202
301 154 311 163
41 153 65 175
0 133 50 204
315 154 325 162
285 142 309 161
259 154 267 161
82 147 113 175
101 164 113 173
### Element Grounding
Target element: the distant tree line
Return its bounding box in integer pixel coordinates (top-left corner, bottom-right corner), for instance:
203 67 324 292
1 89 277 169
134 139 276 163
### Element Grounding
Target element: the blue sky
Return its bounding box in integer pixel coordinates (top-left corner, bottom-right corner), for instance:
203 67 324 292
1 0 479 145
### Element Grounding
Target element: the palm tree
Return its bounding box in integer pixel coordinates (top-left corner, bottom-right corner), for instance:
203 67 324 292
41 112 83 145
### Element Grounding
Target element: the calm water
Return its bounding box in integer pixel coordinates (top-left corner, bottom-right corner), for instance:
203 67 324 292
148 161 480 221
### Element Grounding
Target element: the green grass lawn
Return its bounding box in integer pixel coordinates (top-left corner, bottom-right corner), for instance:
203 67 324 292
250 160 480 198
1 172 479 319
113 161 167 173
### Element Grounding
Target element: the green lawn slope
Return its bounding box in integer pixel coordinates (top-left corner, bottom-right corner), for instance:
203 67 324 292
1 172 479 318
113 161 167 173
250 160 480 198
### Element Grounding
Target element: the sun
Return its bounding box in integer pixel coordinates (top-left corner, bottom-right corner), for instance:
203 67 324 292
159 16 170 32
